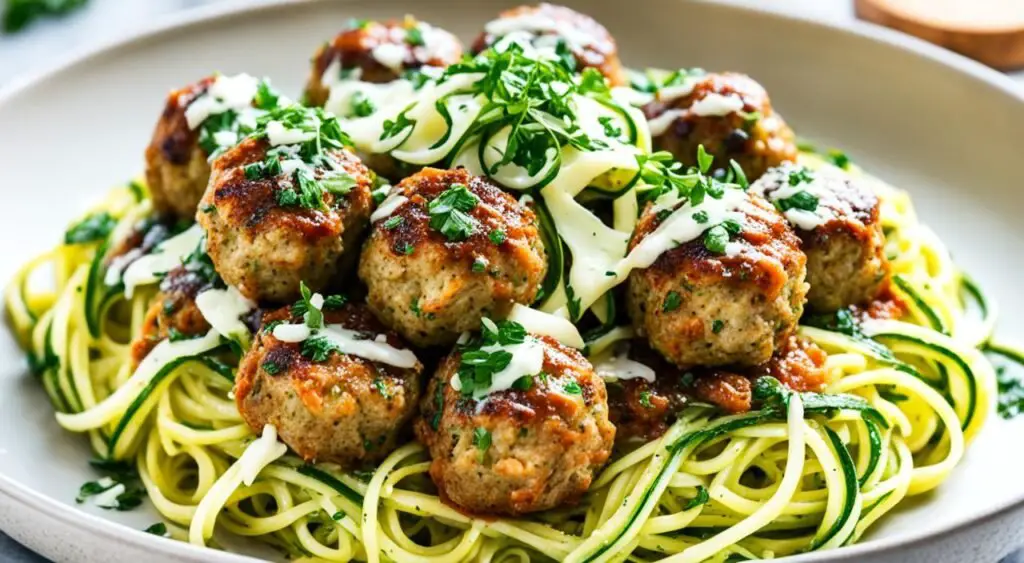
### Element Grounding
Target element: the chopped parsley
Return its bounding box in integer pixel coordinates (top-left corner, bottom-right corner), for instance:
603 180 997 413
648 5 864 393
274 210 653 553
692 210 709 224
441 47 612 178
428 183 479 241
472 427 492 462
144 523 168 536
261 360 282 375
639 390 654 409
455 319 530 397
684 486 710 510
245 105 353 211
711 319 725 334
511 375 534 391
598 116 622 140
471 258 487 273
829 149 851 170
990 349 1024 419
488 229 507 245
76 459 144 511
301 336 339 362
64 212 116 245
292 281 324 329
3 0 87 33
776 190 819 213
383 216 404 230
787 167 815 186
405 25 424 46
563 381 582 395
350 90 376 118
372 376 392 400
662 291 682 313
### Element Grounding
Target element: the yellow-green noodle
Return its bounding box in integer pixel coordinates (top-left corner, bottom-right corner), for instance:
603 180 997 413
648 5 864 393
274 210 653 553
3 153 1001 562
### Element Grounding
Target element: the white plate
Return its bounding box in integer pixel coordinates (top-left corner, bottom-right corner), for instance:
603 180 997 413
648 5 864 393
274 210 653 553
1 0 1023 561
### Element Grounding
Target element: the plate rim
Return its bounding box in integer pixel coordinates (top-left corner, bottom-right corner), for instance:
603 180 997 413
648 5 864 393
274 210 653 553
1 0 1021 560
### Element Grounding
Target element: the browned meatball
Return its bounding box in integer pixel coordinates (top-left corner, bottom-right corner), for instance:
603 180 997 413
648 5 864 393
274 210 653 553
644 72 797 182
415 329 614 515
305 17 463 106
129 266 212 366
602 336 826 443
472 3 627 86
236 303 423 466
198 117 374 303
626 191 807 368
751 162 889 312
145 74 276 220
358 168 547 347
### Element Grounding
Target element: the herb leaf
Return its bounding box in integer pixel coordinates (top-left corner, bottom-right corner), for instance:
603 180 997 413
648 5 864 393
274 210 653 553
64 212 116 245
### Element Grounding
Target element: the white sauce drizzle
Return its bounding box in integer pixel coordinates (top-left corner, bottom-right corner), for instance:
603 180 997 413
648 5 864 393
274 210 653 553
91 483 126 509
271 323 418 368
184 73 259 130
450 337 547 400
266 119 318 146
647 109 685 136
484 12 597 51
372 43 409 71
115 224 204 298
593 353 656 382
621 188 749 271
195 285 255 340
506 304 584 349
370 194 408 223
690 93 744 117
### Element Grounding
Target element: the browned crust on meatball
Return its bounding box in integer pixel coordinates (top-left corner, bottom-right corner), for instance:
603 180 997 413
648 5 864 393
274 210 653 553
644 72 797 182
358 167 546 346
752 163 890 312
607 335 827 442
626 192 807 367
197 137 374 303
472 3 627 86
235 304 422 466
144 76 216 219
129 267 212 366
305 18 463 107
415 335 614 515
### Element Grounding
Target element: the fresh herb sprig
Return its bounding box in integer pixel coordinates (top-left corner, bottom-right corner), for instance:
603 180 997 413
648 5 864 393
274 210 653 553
638 146 748 255
428 183 479 241
455 318 531 397
442 47 610 178
3 0 86 33
245 106 356 212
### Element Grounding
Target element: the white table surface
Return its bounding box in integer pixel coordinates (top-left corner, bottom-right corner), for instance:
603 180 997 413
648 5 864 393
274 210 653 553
0 0 1021 561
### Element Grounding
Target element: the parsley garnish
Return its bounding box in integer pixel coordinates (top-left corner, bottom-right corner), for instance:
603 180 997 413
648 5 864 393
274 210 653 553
684 486 710 510
293 281 324 329
663 291 682 312
563 381 582 395
144 523 168 536
472 427 491 462
405 25 424 46
261 360 282 375
639 390 654 409
777 190 819 213
712 319 725 334
373 377 392 399
3 0 86 33
488 229 506 245
64 212 116 245
302 335 339 362
428 183 479 241
598 116 622 140
383 216 404 230
350 90 376 118
471 258 487 273
829 149 851 170
455 319 531 397
787 167 815 186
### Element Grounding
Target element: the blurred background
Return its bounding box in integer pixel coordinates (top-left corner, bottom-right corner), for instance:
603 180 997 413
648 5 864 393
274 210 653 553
0 0 1021 561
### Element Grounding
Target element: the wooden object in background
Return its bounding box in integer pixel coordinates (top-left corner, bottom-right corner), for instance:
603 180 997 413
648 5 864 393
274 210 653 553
855 0 1024 70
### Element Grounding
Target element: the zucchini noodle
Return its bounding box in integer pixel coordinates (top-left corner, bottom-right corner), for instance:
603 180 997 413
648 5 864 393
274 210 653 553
3 151 1001 562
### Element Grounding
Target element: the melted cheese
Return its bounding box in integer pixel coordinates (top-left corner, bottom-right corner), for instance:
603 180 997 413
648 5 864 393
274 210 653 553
195 286 255 341
237 424 288 486
370 194 408 223
506 304 584 349
271 323 418 368
116 224 204 298
184 73 259 129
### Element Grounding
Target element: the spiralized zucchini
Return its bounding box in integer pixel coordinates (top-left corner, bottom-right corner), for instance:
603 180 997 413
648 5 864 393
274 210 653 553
3 151 1001 562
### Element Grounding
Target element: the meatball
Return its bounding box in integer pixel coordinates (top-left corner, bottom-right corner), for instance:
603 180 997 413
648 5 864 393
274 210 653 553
198 127 374 303
751 162 889 312
145 74 273 219
626 191 807 367
358 168 547 347
602 336 826 443
305 17 463 107
415 331 614 515
130 266 212 366
236 302 423 465
644 72 797 182
472 3 627 86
